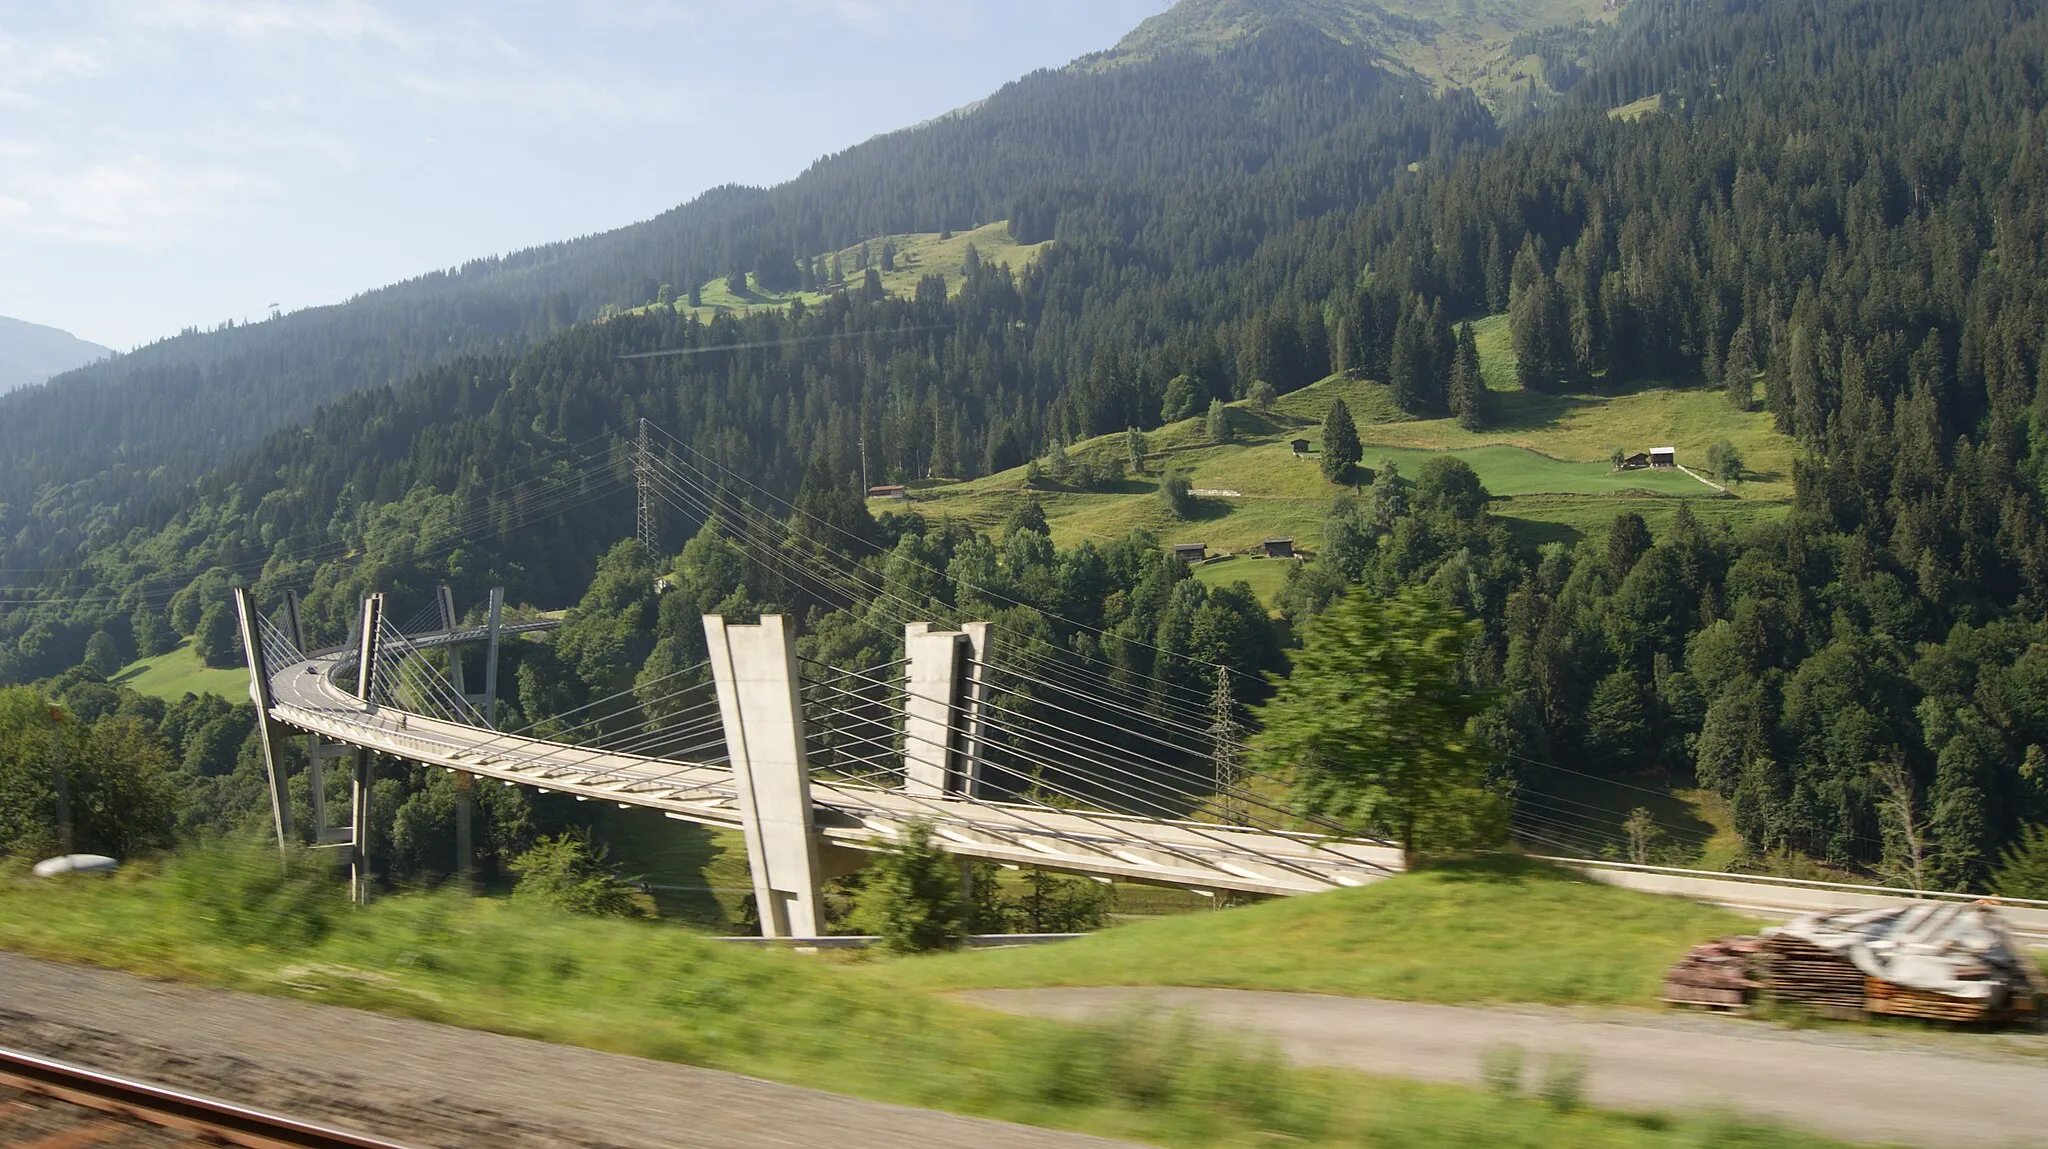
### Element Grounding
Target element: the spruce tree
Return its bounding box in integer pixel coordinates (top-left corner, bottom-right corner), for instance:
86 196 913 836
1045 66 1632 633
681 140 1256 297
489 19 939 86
1388 301 1428 413
1427 299 1456 410
1321 398 1361 484
1724 319 1757 409
1450 322 1487 430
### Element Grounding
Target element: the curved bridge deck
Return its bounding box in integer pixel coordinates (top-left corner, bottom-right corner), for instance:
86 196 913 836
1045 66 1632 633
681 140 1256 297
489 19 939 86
269 640 1402 898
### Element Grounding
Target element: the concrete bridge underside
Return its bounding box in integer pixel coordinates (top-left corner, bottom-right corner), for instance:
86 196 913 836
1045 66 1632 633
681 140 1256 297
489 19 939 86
257 610 1403 935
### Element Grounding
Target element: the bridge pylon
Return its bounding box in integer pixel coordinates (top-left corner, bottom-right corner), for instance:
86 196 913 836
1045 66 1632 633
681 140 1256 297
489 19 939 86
345 594 384 905
902 621 991 799
233 587 295 854
704 614 827 938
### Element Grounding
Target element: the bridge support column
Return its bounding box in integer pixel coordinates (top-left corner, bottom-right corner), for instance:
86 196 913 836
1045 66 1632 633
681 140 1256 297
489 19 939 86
434 584 475 883
348 594 385 906
902 622 991 799
283 591 356 850
233 587 295 853
704 614 826 939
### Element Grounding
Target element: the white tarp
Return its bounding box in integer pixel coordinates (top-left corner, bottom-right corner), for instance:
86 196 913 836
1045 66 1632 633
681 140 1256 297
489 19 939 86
1765 902 2037 1001
31 853 118 877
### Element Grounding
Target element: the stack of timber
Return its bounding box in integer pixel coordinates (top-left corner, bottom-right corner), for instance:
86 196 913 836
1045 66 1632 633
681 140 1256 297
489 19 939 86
1758 935 1869 1020
1739 903 2044 1025
1662 936 1762 1011
1862 974 2033 1023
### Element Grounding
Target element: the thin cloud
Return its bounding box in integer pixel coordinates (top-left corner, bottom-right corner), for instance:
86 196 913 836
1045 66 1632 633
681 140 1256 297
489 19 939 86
134 0 417 50
0 155 264 246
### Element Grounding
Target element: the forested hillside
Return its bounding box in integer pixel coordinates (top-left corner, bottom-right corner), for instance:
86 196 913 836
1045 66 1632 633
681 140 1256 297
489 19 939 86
0 17 1472 574
9 0 2048 897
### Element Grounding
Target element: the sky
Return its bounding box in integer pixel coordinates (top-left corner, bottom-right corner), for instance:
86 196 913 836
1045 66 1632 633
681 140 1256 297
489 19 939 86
0 0 1170 351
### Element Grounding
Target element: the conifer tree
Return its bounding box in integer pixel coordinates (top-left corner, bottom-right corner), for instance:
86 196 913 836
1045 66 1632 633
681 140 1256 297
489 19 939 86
1388 300 1428 413
1724 319 1757 409
1321 398 1361 483
1449 322 1487 430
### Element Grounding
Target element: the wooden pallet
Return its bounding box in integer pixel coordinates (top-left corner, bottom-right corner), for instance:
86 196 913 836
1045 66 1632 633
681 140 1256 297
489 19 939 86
1661 981 1749 1011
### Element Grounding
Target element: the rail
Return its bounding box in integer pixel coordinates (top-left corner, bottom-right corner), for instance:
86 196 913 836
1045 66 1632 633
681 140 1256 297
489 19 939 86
0 1045 420 1149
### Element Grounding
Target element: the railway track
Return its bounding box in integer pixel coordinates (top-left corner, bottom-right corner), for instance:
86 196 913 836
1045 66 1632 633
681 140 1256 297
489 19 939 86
0 1047 418 1149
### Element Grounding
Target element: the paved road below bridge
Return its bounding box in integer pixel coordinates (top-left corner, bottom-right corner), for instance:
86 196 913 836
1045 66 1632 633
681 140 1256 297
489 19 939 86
0 951 1137 1149
958 987 2048 1149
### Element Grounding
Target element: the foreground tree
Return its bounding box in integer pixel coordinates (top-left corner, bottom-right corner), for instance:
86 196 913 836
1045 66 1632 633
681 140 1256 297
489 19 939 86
1994 824 2048 899
1251 589 1506 865
509 832 646 918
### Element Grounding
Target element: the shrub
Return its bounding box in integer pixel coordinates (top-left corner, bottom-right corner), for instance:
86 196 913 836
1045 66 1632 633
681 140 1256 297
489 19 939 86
851 820 964 952
509 832 647 918
1009 868 1113 933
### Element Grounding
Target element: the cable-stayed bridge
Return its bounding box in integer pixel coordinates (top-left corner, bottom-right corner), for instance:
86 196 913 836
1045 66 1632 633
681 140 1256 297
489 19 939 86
239 592 1402 935
229 417 2048 941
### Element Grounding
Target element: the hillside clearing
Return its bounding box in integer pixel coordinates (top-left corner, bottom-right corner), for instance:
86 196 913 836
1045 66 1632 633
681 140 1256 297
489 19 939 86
109 639 248 701
890 348 1796 571
641 221 1049 322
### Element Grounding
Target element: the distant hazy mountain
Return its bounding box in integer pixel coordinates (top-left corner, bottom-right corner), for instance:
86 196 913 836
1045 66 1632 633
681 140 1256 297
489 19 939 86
0 317 111 393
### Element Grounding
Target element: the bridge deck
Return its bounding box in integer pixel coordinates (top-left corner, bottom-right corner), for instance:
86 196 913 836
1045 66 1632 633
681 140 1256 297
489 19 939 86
269 646 1403 897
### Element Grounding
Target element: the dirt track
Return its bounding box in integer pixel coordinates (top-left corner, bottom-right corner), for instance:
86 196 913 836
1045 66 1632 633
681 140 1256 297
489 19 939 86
0 951 1136 1149
958 987 2048 1149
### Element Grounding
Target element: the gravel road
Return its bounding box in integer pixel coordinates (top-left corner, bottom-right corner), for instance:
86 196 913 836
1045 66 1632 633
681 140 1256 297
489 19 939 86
957 987 2048 1148
0 951 1138 1149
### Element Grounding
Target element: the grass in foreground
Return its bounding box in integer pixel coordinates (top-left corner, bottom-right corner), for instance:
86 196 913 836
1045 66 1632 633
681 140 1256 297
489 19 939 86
109 639 248 701
0 846 1844 1149
887 856 1755 1007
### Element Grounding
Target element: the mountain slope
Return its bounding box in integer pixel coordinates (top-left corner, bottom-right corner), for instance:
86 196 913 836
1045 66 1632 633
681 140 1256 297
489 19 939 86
0 317 109 394
1111 0 1623 105
0 24 1453 572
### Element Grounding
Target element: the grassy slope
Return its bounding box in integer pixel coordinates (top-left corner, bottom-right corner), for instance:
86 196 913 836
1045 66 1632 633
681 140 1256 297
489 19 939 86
109 639 248 701
1109 0 1620 109
892 314 1795 582
659 221 1049 321
889 856 1753 1006
0 851 1841 1149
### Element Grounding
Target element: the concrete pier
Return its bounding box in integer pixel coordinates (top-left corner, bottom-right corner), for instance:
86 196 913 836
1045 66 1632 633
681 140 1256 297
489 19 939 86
704 614 826 938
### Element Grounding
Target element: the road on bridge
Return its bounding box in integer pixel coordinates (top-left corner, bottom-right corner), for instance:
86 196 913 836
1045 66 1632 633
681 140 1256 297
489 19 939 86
958 987 2048 1149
